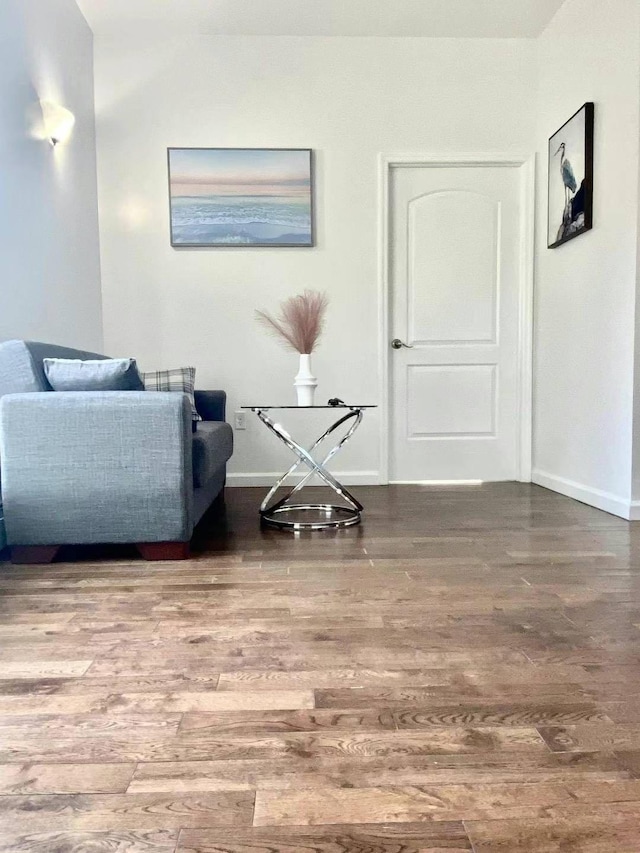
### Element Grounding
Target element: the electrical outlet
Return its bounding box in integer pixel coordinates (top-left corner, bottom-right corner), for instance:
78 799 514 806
234 411 247 430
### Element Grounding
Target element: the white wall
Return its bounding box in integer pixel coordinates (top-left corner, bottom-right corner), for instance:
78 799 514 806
635 118 640 509
532 0 640 518
0 0 103 350
94 35 536 481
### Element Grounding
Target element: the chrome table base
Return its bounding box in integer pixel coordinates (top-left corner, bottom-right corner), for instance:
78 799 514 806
249 407 366 531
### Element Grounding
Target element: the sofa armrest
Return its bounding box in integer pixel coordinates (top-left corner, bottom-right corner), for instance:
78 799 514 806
194 390 226 422
0 391 193 545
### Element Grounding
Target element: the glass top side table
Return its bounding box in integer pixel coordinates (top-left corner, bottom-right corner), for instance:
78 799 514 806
242 405 376 531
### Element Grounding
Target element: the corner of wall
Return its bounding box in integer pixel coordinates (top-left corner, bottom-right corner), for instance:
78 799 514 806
532 0 640 517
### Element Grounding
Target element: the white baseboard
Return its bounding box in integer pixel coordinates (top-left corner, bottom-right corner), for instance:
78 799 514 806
531 469 632 520
226 471 382 488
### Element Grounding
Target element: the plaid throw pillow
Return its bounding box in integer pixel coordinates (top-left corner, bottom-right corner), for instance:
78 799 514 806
141 367 201 422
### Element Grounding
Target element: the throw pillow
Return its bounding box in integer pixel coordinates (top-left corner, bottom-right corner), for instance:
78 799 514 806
43 358 144 391
140 367 201 422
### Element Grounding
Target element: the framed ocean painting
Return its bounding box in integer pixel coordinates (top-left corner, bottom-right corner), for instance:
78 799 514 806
547 103 594 249
167 148 314 247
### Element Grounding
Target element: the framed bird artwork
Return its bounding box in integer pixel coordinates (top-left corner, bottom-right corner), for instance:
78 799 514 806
548 102 594 249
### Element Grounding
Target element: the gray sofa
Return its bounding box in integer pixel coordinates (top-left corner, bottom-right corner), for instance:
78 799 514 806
0 340 233 563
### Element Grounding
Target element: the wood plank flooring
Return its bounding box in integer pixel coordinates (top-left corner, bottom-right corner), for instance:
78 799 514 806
1 483 640 851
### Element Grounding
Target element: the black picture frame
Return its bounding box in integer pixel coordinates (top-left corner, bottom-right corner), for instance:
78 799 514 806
167 147 314 248
547 102 594 249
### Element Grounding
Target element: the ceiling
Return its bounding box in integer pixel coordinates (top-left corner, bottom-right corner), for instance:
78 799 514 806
76 0 565 39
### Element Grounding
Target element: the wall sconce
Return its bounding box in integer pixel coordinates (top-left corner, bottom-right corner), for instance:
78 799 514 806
39 100 75 146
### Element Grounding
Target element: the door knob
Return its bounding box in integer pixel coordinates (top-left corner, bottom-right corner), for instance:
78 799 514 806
391 338 413 350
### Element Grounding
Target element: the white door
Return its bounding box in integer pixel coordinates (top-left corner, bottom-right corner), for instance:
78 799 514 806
389 163 526 483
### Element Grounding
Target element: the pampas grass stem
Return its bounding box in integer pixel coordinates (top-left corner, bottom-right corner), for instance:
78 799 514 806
256 290 329 354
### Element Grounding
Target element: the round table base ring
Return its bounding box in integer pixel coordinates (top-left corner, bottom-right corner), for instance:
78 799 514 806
260 503 361 531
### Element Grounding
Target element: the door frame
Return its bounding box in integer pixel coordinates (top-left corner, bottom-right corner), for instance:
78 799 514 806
378 152 536 484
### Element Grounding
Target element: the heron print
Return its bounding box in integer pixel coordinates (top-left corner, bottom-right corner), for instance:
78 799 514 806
548 103 594 248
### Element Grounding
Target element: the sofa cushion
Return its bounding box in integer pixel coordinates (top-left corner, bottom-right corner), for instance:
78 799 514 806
192 421 233 488
0 340 108 399
44 358 144 392
141 367 201 422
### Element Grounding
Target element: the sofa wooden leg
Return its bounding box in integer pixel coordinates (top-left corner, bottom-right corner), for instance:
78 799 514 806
137 542 190 561
11 546 59 565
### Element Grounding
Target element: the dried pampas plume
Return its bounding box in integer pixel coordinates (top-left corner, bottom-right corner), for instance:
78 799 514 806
256 290 329 354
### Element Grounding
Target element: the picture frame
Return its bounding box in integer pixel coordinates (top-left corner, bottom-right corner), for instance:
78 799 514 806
547 102 594 249
167 147 314 248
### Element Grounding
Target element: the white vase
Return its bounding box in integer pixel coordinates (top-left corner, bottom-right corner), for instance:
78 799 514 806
294 353 317 406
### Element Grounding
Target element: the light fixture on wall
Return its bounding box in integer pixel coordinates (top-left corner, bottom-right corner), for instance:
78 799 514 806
39 100 75 146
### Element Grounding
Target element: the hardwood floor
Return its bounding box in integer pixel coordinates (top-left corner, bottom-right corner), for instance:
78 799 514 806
0 483 640 851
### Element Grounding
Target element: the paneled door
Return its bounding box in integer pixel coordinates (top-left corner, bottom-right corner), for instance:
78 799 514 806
389 162 527 482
